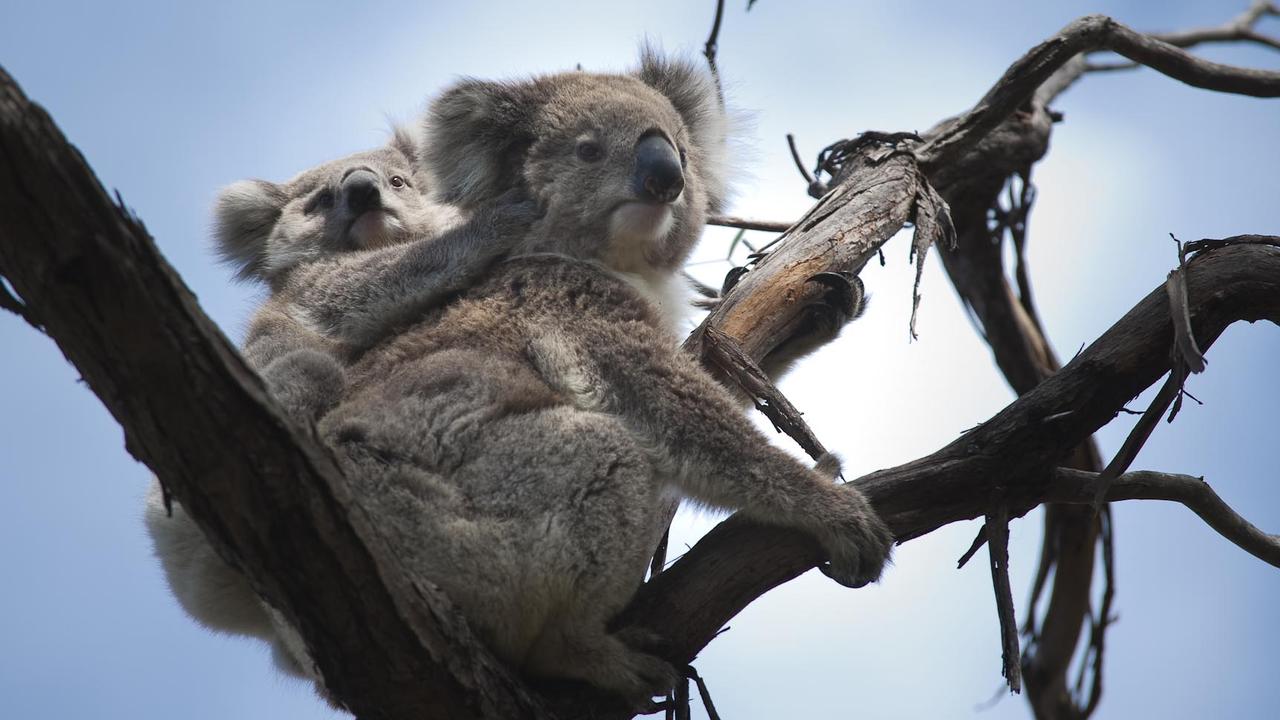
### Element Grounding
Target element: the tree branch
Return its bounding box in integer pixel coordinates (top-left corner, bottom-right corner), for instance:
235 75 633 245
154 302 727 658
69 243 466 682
0 65 549 720
706 214 792 233
1049 469 1280 568
918 14 1280 173
619 242 1280 671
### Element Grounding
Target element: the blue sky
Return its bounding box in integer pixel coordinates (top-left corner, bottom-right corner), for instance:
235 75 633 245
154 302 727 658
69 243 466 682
1 2 1277 718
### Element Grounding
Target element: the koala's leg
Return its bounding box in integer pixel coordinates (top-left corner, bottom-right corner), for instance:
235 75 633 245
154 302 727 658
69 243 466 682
326 385 676 705
535 329 893 589
143 480 275 639
459 406 677 705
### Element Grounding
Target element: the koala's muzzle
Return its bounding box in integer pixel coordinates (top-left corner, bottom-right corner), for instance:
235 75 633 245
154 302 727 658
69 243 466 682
342 169 382 213
634 134 684 204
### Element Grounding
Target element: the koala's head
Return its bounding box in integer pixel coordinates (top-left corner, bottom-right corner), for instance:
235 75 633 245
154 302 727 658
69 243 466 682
422 47 730 275
213 128 458 284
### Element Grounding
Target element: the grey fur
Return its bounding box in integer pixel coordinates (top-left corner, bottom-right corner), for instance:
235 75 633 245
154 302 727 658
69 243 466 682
302 50 894 706
146 131 539 685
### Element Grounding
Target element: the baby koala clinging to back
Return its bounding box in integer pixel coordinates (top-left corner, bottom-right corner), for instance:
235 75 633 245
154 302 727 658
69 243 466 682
217 126 538 421
145 127 538 683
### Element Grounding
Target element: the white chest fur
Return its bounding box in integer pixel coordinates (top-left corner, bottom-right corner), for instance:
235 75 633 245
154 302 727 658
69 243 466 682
612 269 694 342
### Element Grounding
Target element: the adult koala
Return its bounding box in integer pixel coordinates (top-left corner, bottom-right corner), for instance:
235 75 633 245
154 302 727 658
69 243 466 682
145 130 536 683
315 49 894 706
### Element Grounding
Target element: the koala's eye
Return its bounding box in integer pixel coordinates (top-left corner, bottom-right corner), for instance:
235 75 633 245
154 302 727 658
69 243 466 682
575 140 604 163
304 189 335 215
678 147 688 169
390 175 406 189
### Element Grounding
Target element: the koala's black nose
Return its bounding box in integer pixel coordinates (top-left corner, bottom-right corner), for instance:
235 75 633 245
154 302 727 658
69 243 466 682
342 169 382 213
634 134 684 204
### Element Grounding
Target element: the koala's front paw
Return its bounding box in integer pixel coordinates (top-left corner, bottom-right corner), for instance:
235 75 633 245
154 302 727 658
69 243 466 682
260 348 345 422
817 485 894 589
599 628 679 709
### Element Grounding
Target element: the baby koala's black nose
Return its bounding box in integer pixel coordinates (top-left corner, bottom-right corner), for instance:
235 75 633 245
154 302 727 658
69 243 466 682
342 169 382 213
634 134 684 204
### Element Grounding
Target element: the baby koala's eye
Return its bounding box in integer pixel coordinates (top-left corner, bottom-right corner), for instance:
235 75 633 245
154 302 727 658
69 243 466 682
304 189 335 215
390 175 406 189
575 140 604 163
678 146 688 169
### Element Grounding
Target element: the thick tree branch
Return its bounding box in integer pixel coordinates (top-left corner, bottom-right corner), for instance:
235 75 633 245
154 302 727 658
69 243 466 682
0 66 548 720
619 243 1280 671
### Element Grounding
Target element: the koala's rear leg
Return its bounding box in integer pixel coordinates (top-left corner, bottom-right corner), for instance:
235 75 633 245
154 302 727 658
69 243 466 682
575 330 894 589
460 407 677 703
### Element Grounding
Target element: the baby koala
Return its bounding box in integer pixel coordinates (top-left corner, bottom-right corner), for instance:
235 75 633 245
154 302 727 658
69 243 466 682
145 129 536 684
311 48 895 708
219 127 536 422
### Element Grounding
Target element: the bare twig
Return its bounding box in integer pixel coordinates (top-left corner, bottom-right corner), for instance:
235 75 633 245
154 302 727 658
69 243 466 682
706 214 793 233
1051 469 1280 568
786 133 827 197
699 325 828 461
957 524 988 569
1084 1 1280 73
703 0 726 105
1167 235 1208 375
1091 373 1181 510
986 493 1022 694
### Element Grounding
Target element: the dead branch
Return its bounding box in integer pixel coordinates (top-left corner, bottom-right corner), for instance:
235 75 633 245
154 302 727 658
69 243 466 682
706 214 792 233
918 14 1280 174
1048 469 1280 568
986 493 1022 693
1086 1 1280 72
618 242 1280 678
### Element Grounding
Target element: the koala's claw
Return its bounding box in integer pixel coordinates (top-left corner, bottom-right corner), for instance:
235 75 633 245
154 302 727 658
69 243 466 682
819 559 875 589
806 271 863 317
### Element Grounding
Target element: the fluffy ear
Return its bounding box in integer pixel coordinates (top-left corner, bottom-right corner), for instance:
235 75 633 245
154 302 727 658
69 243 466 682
388 124 433 191
421 79 535 207
635 45 732 212
212 179 287 282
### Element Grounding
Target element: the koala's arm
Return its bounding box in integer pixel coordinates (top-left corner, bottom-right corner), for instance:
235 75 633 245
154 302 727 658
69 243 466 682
292 197 540 351
533 328 893 588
